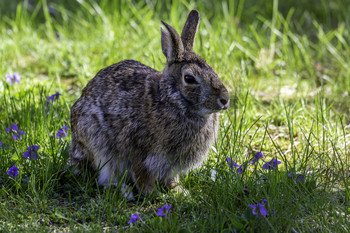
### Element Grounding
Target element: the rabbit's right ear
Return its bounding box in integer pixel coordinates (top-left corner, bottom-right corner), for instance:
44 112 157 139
181 10 200 51
161 21 184 63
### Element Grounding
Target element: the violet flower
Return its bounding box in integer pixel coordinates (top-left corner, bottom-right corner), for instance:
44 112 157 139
23 145 40 159
127 213 141 224
250 152 266 165
12 130 25 141
56 126 69 139
249 203 268 217
226 157 243 174
226 157 239 169
262 158 281 170
6 124 25 141
5 72 21 85
157 204 172 218
47 92 61 104
249 199 268 217
288 172 305 184
7 165 19 177
6 124 18 133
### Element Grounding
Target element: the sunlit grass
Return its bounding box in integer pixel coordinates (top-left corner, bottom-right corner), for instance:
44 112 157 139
0 0 349 232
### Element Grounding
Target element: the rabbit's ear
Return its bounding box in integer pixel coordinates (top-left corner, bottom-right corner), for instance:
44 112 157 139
181 10 200 51
161 21 184 63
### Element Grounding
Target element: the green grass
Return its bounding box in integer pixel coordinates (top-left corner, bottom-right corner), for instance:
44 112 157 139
0 0 349 232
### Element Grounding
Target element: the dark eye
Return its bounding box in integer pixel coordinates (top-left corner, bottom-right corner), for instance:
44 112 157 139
184 75 198 85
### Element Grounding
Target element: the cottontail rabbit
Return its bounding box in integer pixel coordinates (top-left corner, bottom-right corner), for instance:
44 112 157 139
70 10 229 198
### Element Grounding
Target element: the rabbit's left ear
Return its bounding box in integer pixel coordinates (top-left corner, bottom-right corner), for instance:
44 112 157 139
161 21 184 63
181 10 200 51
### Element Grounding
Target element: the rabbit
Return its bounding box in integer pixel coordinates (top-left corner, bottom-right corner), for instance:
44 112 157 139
70 10 230 198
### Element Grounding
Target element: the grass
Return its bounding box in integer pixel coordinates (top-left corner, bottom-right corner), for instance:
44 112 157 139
0 0 349 232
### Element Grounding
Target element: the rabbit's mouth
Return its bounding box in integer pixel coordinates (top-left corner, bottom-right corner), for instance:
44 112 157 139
188 97 230 116
193 107 225 116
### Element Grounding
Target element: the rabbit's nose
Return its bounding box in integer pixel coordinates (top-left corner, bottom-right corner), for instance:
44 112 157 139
217 96 230 110
220 98 228 105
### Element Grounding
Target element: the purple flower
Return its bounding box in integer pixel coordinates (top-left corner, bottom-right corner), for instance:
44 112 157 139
157 204 172 218
47 92 62 104
5 72 21 85
127 213 141 224
6 123 18 133
0 141 9 150
262 158 281 170
249 203 268 217
236 165 243 174
250 152 266 165
226 157 239 168
296 175 305 183
288 172 305 184
7 165 19 177
6 124 25 141
23 145 40 159
12 130 25 141
226 157 243 174
249 199 268 217
45 92 61 114
11 124 18 132
48 6 55 16
56 126 69 139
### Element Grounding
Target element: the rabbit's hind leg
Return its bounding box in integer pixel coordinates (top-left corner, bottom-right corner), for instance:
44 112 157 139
131 162 157 195
94 154 135 199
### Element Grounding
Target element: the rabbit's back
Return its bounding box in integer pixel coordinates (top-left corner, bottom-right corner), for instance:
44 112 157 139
82 60 158 99
70 60 160 174
72 59 160 142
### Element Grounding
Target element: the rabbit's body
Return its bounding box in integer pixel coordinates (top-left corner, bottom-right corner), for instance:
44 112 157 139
71 10 229 197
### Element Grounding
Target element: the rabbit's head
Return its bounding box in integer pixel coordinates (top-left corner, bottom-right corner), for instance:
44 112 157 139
161 10 230 115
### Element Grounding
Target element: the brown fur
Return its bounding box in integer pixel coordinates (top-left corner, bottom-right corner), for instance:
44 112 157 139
70 10 230 197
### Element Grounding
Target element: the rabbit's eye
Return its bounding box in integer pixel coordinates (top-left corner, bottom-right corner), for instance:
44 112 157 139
184 75 198 85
